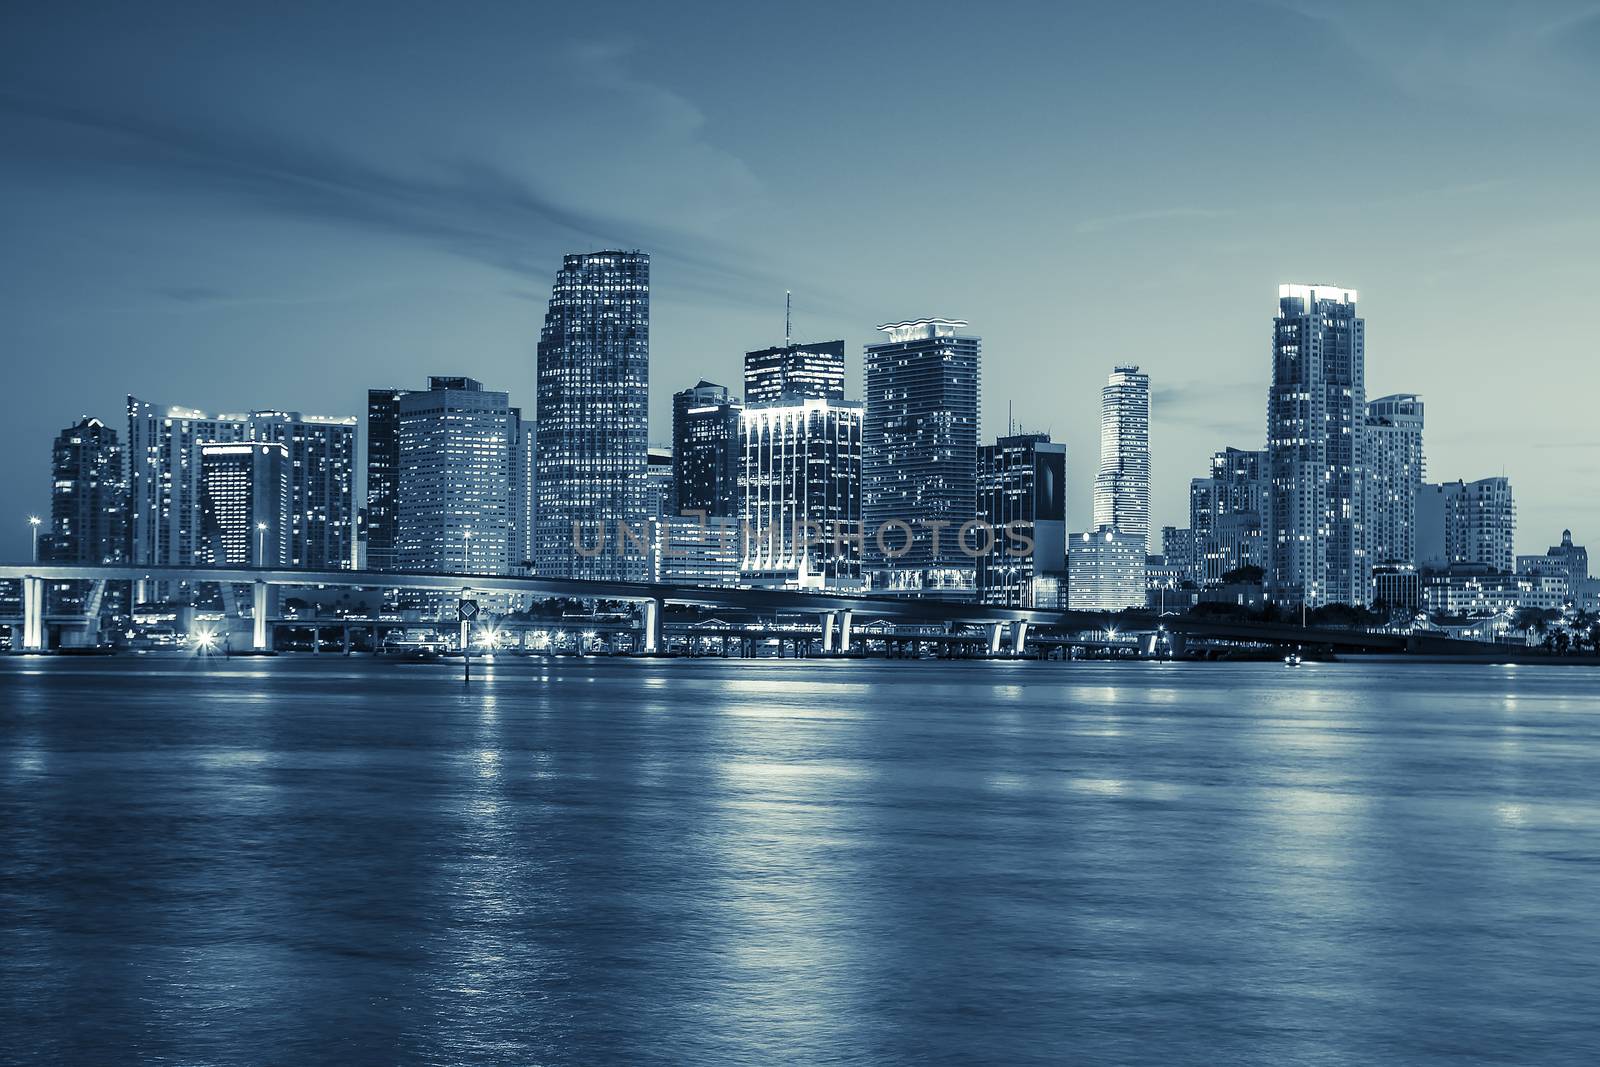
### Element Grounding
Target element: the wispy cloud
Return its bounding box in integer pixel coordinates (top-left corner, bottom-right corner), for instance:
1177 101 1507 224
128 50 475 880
1075 206 1232 235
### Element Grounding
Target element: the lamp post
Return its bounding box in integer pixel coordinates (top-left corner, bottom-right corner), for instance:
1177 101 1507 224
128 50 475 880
256 522 269 567
28 515 42 562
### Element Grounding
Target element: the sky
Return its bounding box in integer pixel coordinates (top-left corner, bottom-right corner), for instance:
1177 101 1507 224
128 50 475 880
3 0 1599 560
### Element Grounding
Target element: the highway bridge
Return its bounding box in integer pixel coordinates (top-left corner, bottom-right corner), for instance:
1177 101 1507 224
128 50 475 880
0 561 1505 658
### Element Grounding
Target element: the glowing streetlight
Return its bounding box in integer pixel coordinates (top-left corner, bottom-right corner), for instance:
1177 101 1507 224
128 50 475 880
256 521 269 566
28 515 42 561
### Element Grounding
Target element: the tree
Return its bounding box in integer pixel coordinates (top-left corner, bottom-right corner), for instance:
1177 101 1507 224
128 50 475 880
1220 564 1264 585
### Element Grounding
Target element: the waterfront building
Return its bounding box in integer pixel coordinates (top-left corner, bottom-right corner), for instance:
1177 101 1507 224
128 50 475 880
1190 447 1268 585
976 433 1068 608
197 443 291 566
1422 564 1566 616
654 514 743 587
535 250 650 581
1068 526 1146 611
1092 365 1151 550
1517 530 1589 606
672 381 741 518
1363 394 1424 574
364 389 408 572
744 340 846 406
230 409 357 569
396 377 515 576
44 417 126 566
1372 563 1423 614
863 318 980 598
1266 283 1366 607
1417 477 1516 574
739 397 864 590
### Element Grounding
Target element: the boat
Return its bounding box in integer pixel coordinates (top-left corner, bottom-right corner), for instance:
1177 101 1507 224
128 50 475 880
1284 648 1303 666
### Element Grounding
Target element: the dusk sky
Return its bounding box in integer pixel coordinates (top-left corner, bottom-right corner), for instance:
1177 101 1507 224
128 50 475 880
4 0 1598 559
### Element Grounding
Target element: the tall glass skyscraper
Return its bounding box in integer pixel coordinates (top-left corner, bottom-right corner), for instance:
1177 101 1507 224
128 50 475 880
863 318 980 598
44 416 126 566
1092 365 1150 551
1267 283 1366 607
743 341 845 406
977 433 1067 608
364 388 408 572
535 250 650 581
672 380 741 518
1363 393 1424 570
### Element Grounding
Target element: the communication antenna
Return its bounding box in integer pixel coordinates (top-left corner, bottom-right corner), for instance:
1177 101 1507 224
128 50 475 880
785 291 791 347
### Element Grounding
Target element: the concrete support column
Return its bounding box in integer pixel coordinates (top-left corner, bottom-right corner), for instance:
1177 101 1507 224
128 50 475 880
342 624 351 656
135 578 149 606
821 612 837 653
252 581 272 652
22 576 45 652
642 598 663 655
838 610 853 654
988 622 1004 656
1012 621 1029 656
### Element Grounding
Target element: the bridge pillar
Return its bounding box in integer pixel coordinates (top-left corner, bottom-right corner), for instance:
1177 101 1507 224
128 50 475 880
838 610 853 654
22 576 45 652
252 581 273 652
642 597 663 655
1012 621 1029 656
821 612 837 653
988 622 1004 656
135 578 150 606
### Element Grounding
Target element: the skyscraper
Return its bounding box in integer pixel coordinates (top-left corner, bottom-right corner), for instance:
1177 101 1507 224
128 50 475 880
863 318 980 598
364 388 408 572
1267 283 1366 607
1363 393 1425 572
197 443 291 566
977 433 1068 608
1190 447 1269 585
672 381 741 518
535 250 650 581
739 340 864 591
1092 365 1151 550
396 377 515 576
44 416 125 566
231 410 356 569
1068 526 1147 611
1417 477 1516 574
743 340 846 406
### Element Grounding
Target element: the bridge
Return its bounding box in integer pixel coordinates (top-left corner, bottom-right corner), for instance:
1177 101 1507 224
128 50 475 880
0 562 1503 658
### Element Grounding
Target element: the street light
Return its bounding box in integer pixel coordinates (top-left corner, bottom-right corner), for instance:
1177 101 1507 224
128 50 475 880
256 522 268 566
28 515 42 561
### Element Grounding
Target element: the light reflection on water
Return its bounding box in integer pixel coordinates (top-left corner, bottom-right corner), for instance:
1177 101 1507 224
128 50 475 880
2 656 1599 1065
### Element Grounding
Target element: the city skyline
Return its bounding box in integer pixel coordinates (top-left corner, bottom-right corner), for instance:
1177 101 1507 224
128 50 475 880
6 1 1599 560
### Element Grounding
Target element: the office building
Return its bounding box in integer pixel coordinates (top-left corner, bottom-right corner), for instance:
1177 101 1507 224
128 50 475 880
364 388 408 572
1363 393 1424 569
863 318 980 598
1417 477 1516 574
1092 365 1151 550
231 409 357 569
1266 283 1366 607
1517 529 1589 605
44 416 126 565
976 433 1068 608
535 250 650 581
744 340 845 406
654 514 743 587
1068 526 1146 611
396 377 516 576
672 381 741 517
1161 526 1197 585
739 398 864 589
646 447 674 523
1190 447 1269 585
198 443 291 566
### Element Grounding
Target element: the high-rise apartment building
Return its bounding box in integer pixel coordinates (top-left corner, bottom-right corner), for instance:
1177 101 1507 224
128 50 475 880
1190 447 1269 585
364 388 408 572
1092 365 1151 550
1364 393 1424 570
672 381 741 518
198 443 291 566
863 318 980 598
1417 477 1516 574
234 410 356 569
1068 526 1147 611
534 250 650 581
44 417 126 566
976 433 1068 608
1267 283 1366 607
396 377 516 576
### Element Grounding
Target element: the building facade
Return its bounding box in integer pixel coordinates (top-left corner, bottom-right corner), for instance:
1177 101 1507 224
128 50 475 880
44 416 126 566
862 318 980 598
1417 477 1516 574
534 250 650 581
672 381 741 518
396 377 516 576
1092 365 1151 550
198 443 291 566
976 433 1068 608
233 410 356 569
1363 393 1424 571
364 388 408 572
1068 526 1146 611
1517 529 1589 605
1190 447 1269 585
744 340 846 407
1266 283 1366 607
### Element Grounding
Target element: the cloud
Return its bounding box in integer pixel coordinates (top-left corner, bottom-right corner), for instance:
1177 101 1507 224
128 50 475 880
1075 206 1232 235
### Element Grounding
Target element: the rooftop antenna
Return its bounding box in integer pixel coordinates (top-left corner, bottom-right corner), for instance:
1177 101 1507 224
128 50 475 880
1008 399 1014 437
785 291 791 347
